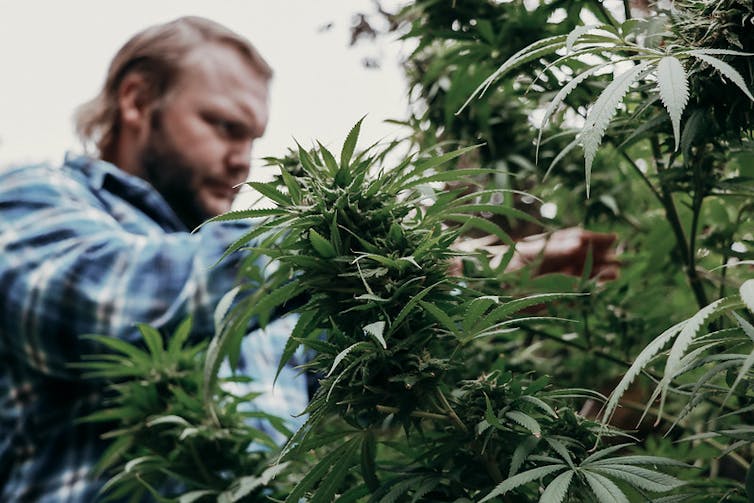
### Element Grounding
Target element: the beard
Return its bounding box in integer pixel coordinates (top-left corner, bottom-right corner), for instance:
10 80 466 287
139 113 209 231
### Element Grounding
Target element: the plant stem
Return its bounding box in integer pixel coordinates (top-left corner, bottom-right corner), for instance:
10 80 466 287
688 152 710 310
650 138 709 309
520 326 633 370
621 151 662 204
436 389 468 434
622 0 631 21
375 404 450 422
589 0 620 27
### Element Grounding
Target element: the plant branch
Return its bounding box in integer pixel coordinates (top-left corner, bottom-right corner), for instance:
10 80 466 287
588 0 620 27
620 151 662 203
375 404 451 422
436 389 469 434
651 138 709 309
520 326 633 370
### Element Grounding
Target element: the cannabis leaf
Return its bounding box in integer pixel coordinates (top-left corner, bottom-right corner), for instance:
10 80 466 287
657 56 689 150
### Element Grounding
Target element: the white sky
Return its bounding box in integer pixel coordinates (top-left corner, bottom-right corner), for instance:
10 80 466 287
0 0 409 181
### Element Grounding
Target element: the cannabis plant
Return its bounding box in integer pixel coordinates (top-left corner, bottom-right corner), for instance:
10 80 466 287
462 15 754 195
203 119 685 502
77 319 290 502
453 0 754 499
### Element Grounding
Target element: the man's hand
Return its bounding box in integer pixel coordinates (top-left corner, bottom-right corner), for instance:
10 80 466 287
453 228 619 280
507 228 618 280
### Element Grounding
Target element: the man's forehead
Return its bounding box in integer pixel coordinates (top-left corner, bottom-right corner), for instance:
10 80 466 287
175 44 270 127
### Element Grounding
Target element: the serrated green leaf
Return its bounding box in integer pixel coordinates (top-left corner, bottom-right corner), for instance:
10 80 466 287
581 60 653 197
537 64 607 163
393 145 482 189
309 437 361 503
297 143 323 180
588 455 688 467
136 323 164 362
245 181 292 206
566 24 604 52
318 142 340 176
656 56 689 151
519 395 558 418
411 477 441 503
419 300 458 336
284 437 359 503
81 335 151 365
540 470 573 503
443 214 514 247
509 436 540 477
275 310 318 384
93 435 133 476
484 393 505 430
222 463 289 501
463 297 497 333
488 292 584 323
479 464 566 502
341 117 364 169
401 166 496 190
327 342 368 377
505 410 542 438
213 219 290 267
588 465 684 492
145 415 190 428
389 282 443 335
168 316 192 358
363 321 387 349
461 35 568 113
741 280 754 314
581 444 634 465
178 490 218 503
310 229 337 258
279 167 303 204
214 286 240 336
545 135 580 181
602 318 686 425
206 207 286 223
545 438 574 469
583 471 629 503
689 51 754 101
721 314 754 408
659 296 743 419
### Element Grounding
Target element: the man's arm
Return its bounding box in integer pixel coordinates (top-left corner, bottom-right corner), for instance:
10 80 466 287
0 166 251 379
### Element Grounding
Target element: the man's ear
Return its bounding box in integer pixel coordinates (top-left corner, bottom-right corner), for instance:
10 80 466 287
117 72 153 131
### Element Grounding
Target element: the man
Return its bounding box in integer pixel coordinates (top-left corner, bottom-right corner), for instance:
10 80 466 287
0 17 307 501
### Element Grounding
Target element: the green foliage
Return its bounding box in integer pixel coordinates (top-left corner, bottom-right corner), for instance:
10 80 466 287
202 121 682 501
76 319 289 501
465 19 753 194
84 1 754 500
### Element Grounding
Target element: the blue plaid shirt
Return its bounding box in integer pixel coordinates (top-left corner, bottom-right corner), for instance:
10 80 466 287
0 154 307 502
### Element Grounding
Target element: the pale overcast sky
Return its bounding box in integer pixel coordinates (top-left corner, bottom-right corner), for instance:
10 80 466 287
0 0 409 178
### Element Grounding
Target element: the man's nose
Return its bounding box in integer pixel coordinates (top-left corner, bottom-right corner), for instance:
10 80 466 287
225 141 252 178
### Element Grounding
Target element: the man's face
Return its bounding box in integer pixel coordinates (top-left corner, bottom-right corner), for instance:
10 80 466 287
138 43 269 229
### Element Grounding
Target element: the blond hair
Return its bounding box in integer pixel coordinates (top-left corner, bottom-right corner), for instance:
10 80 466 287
75 16 272 160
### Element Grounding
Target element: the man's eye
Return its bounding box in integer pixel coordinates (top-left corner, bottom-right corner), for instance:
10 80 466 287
213 119 231 134
213 119 247 139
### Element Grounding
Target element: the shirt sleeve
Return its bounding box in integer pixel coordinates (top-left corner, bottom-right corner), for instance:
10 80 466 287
0 166 257 379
